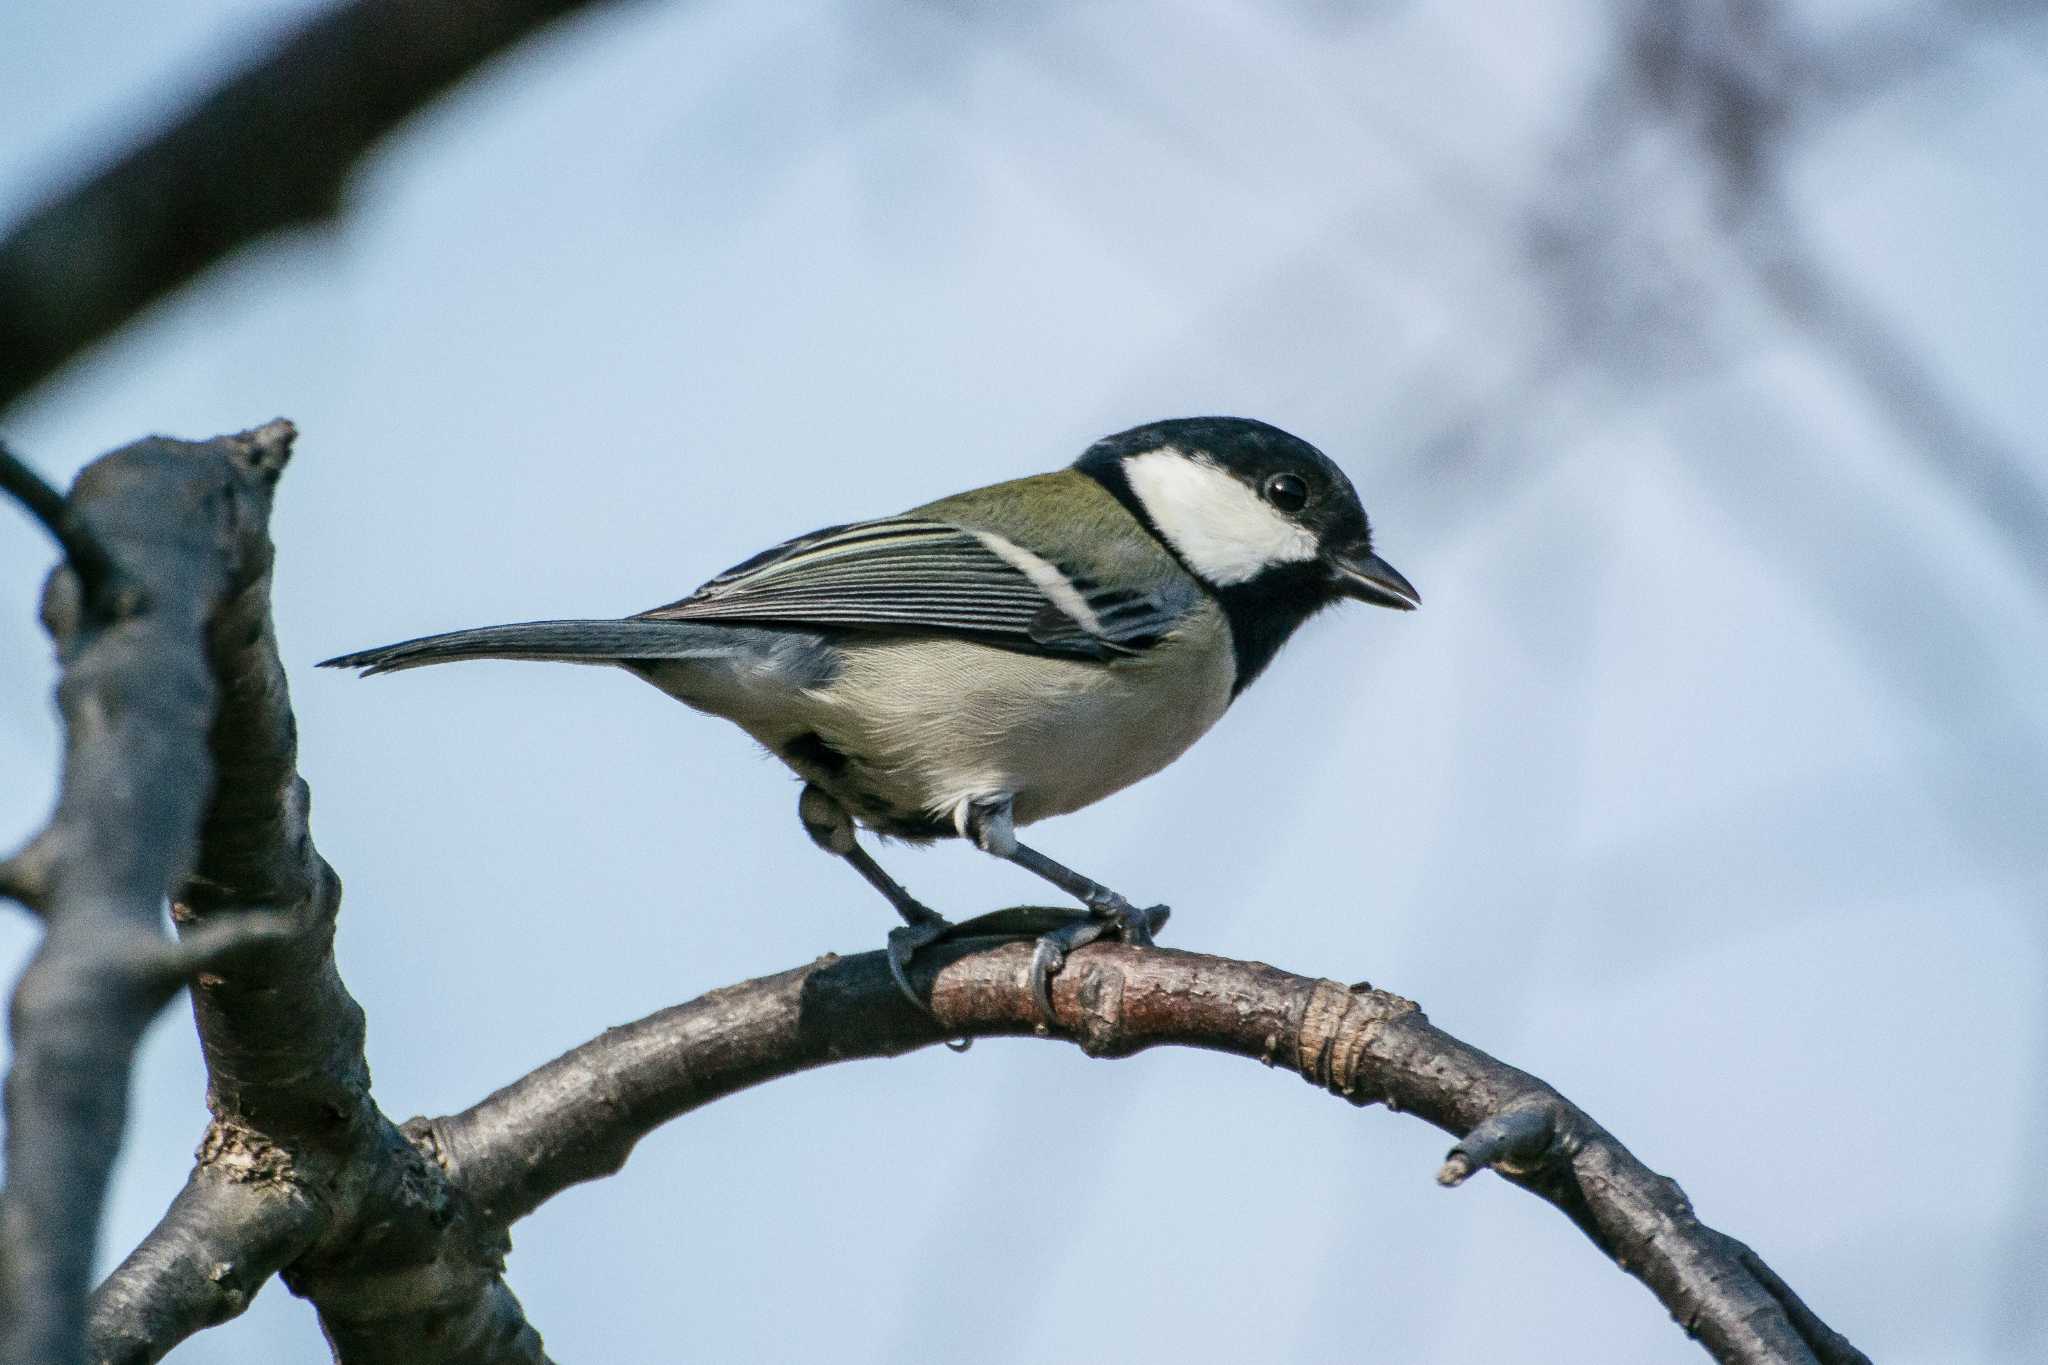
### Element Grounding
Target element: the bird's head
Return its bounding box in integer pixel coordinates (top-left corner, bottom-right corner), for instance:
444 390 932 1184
1075 416 1418 611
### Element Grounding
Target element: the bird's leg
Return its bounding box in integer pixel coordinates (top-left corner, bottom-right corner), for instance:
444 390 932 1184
798 785 955 1020
960 795 1169 1027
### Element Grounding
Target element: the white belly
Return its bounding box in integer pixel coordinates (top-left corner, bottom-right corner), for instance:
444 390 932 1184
649 607 1238 835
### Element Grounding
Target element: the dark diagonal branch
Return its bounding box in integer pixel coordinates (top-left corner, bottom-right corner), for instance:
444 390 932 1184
0 422 297 1365
0 441 134 625
0 0 636 415
414 941 1869 1365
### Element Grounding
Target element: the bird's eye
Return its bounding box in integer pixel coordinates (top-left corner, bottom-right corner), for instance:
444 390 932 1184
1263 473 1309 513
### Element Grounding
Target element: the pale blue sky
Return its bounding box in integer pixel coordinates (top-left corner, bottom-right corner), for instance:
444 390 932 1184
3 3 2044 1361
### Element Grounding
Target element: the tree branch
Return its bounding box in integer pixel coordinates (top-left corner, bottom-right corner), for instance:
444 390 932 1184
419 939 1870 1365
0 0 635 416
1 421 548 1364
69 426 554 1365
86 1168 322 1365
0 421 297 1365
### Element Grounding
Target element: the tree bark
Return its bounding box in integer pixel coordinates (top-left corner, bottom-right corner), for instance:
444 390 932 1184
0 425 298 1365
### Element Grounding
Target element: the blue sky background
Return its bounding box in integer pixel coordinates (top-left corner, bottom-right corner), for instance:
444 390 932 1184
3 2 2044 1361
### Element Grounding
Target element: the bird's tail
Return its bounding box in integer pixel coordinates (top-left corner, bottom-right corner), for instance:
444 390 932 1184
319 619 742 676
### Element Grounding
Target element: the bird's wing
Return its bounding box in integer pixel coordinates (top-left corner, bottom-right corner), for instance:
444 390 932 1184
635 517 1193 660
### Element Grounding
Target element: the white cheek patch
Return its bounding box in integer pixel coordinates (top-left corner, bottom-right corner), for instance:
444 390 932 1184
1122 448 1320 586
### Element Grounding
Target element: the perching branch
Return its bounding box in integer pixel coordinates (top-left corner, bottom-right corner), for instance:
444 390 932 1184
0 422 298 1365
0 0 636 415
415 940 1869 1365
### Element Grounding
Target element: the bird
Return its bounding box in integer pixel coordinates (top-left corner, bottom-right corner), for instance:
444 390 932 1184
320 416 1417 1025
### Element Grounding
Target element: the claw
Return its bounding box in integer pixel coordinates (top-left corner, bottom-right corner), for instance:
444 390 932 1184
1029 938 1066 1027
886 919 971 1052
1023 913 1124 1031
1024 902 1173 1030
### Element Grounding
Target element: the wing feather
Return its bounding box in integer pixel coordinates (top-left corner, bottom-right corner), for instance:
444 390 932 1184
637 517 1190 660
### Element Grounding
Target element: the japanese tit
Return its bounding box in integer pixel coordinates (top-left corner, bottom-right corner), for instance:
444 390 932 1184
322 416 1417 1023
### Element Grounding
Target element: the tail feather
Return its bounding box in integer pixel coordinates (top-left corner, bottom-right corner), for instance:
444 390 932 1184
319 619 741 676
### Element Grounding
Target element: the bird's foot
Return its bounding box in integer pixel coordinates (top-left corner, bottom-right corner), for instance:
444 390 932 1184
883 899 1169 1036
1028 901 1170 1029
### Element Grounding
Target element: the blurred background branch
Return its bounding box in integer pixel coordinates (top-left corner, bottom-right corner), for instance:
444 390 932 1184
0 0 636 417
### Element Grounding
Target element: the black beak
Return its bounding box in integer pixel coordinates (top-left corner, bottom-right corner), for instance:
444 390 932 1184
1329 550 1420 610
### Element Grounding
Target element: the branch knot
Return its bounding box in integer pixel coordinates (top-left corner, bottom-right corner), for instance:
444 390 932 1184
197 1118 298 1189
1295 978 1416 1104
1064 961 1128 1056
1438 1100 1566 1187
